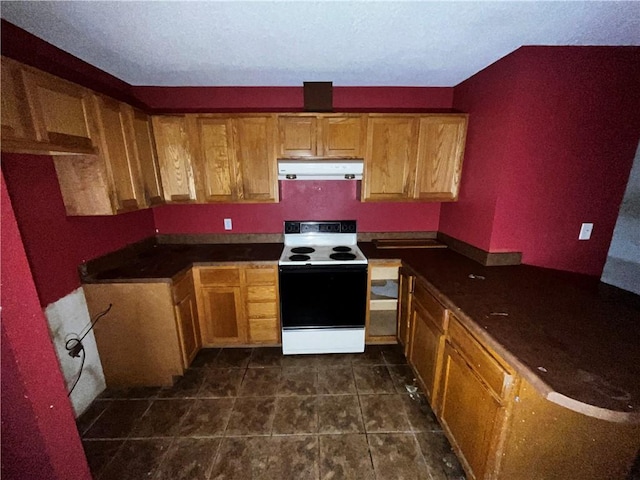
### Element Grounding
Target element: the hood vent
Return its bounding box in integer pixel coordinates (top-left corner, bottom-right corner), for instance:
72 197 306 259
304 82 333 112
278 159 363 180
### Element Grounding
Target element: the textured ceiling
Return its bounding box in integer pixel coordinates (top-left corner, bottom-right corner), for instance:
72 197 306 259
2 1 639 87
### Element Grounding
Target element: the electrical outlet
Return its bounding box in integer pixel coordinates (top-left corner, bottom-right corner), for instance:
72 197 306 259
224 218 232 230
579 223 593 240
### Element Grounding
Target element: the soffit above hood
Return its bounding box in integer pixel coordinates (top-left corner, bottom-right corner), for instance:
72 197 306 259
278 159 363 180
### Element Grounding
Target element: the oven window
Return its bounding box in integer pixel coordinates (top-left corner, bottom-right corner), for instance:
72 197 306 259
279 265 368 329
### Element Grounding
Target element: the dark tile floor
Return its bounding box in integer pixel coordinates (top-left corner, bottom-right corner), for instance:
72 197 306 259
78 345 466 480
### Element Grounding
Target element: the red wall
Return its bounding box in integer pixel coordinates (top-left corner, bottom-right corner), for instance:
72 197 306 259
1 172 92 480
1 154 156 307
441 46 640 276
154 180 441 234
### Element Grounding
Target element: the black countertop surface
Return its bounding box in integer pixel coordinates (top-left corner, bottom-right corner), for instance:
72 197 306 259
83 240 640 417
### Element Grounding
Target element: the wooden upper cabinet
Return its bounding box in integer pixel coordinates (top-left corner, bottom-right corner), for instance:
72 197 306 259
415 115 468 201
93 95 145 212
1 57 36 143
130 108 164 206
278 116 318 157
21 64 99 153
362 116 419 201
277 114 365 158
233 116 278 202
151 115 198 202
193 116 236 202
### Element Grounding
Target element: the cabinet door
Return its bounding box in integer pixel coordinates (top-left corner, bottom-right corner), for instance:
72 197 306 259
94 96 144 212
21 67 98 152
397 271 414 356
174 287 201 369
130 108 164 206
408 300 443 403
233 116 278 202
438 342 505 480
278 116 317 157
194 117 236 202
199 286 246 345
362 116 419 201
1 58 35 142
415 115 468 201
320 115 365 158
151 115 197 202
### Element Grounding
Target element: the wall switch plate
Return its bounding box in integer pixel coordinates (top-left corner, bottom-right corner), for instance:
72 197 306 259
224 218 232 230
579 223 593 240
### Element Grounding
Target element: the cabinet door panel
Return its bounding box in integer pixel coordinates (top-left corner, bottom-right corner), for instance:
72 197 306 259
233 116 278 202
248 318 280 344
363 117 418 201
196 117 236 202
175 292 200 368
409 301 443 402
199 286 245 345
278 116 317 157
321 116 365 157
1 58 35 141
22 68 97 151
152 116 197 202
131 109 164 205
95 96 143 211
415 116 467 201
438 343 503 480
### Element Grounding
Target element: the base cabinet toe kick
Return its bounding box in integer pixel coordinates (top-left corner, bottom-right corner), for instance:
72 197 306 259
401 272 640 480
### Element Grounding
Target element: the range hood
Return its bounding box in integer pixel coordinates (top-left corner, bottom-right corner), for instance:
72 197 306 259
277 159 363 180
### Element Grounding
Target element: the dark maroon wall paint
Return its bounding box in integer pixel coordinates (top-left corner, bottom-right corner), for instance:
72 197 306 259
1 154 156 307
1 173 92 480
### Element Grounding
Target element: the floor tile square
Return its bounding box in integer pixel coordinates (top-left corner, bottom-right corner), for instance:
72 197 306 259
317 395 364 434
129 399 192 438
176 398 234 437
319 434 375 480
400 393 441 432
82 440 123 479
154 437 221 480
198 367 244 397
190 348 221 368
98 386 161 400
387 364 417 393
368 433 430 480
158 369 205 398
98 438 171 480
353 365 396 394
238 367 282 396
415 432 466 480
317 366 357 395
83 400 150 439
272 396 318 434
280 354 320 369
360 394 411 433
226 397 276 435
350 345 385 365
278 367 318 395
76 400 109 436
213 348 253 367
249 347 284 367
381 344 408 365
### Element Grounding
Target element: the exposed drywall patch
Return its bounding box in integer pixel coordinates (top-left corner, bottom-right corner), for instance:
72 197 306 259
44 288 106 416
602 141 640 295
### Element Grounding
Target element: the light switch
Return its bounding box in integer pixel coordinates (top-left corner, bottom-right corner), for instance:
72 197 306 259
579 223 593 240
224 218 232 230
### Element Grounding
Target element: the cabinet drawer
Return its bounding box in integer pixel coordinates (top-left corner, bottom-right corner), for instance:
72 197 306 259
248 318 280 343
247 285 277 302
247 301 278 318
245 267 277 285
449 316 511 398
370 265 399 280
413 281 447 331
198 267 241 286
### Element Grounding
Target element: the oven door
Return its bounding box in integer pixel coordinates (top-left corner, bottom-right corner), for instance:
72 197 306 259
279 264 368 330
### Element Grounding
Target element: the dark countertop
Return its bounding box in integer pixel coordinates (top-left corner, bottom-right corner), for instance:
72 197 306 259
83 240 640 419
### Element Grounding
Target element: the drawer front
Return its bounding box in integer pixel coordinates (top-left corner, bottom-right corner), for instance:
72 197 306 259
413 281 447 331
248 318 280 343
198 267 241 286
247 301 278 318
449 316 510 398
370 265 399 280
245 267 277 285
247 285 277 303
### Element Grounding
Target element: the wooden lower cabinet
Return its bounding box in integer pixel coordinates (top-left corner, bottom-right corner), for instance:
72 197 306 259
396 269 414 355
194 264 280 347
172 270 201 368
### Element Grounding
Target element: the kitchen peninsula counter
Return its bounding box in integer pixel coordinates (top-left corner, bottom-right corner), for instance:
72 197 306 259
82 238 640 421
